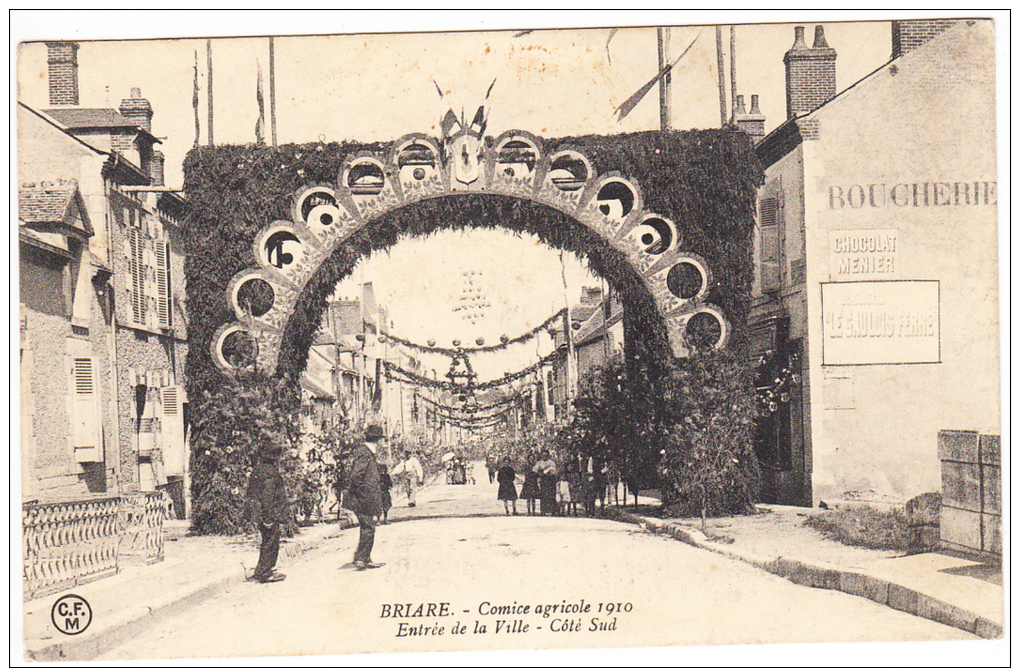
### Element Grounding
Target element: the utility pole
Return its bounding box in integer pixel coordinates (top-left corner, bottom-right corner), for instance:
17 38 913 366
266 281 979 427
729 25 737 122
206 40 214 146
657 27 672 131
715 26 728 127
269 37 277 147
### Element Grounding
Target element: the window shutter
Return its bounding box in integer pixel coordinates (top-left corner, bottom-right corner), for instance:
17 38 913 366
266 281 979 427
760 197 781 292
160 386 185 476
129 228 146 325
156 241 172 330
72 358 102 462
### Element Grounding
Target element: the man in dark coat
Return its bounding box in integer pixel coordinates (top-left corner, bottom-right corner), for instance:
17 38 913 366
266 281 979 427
343 424 385 570
245 435 289 583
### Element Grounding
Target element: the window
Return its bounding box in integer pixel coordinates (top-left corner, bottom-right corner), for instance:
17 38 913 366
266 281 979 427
156 240 172 329
160 386 186 476
760 197 781 292
72 357 103 462
129 227 146 326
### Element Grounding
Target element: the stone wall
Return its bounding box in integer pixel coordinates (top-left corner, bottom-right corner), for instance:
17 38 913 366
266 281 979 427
939 430 1001 556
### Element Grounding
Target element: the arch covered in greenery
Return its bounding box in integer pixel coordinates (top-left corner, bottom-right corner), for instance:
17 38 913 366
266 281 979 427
183 128 763 533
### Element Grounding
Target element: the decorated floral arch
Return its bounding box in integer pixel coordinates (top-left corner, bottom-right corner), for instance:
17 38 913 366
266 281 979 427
182 127 763 533
209 129 732 375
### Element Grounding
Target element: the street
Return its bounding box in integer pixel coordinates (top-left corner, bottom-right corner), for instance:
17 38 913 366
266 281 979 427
98 470 972 660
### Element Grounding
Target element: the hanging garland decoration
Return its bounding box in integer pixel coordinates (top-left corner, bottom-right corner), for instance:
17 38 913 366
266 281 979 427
754 349 801 417
438 413 512 429
383 348 560 392
445 353 477 387
376 308 567 357
434 404 515 424
415 392 519 415
423 398 516 422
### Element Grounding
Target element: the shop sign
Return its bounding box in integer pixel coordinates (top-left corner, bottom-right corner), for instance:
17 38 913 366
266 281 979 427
821 280 939 365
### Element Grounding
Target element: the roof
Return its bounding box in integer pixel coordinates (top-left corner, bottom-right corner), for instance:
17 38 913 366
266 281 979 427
43 108 162 144
45 107 138 129
18 180 93 237
18 181 78 224
18 102 105 156
300 373 335 401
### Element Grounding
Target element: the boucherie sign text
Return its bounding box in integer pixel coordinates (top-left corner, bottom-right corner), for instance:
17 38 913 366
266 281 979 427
828 181 996 209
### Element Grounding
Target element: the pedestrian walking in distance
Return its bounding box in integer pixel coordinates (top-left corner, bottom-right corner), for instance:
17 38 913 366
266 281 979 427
245 434 289 583
403 450 424 507
520 455 540 516
343 424 386 570
534 450 559 516
496 458 518 515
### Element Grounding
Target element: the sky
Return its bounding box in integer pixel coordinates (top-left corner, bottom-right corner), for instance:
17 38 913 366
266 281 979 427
11 12 910 378
15 13 896 189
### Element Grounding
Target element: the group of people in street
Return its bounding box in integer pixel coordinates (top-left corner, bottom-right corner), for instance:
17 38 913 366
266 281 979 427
493 450 616 518
245 424 426 581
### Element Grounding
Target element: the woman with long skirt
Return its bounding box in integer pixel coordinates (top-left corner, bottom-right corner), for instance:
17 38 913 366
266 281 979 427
496 458 518 515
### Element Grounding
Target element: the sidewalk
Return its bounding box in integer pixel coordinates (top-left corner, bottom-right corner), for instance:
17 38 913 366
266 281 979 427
604 502 1004 639
22 470 458 662
22 519 350 662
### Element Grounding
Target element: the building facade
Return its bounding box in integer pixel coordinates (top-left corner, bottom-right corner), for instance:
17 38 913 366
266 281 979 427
19 42 189 515
749 20 998 507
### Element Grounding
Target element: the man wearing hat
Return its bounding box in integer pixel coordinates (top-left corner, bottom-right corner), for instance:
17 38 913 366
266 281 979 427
343 423 385 570
245 434 289 583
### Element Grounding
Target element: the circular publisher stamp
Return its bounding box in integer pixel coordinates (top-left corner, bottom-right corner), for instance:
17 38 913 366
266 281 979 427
51 594 92 635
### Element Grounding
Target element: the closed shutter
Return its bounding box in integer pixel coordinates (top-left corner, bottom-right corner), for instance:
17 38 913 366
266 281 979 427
72 358 102 462
760 197 781 292
156 241 172 330
160 386 185 476
129 228 146 325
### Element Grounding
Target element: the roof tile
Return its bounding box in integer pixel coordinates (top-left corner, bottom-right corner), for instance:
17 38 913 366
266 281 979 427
18 181 77 224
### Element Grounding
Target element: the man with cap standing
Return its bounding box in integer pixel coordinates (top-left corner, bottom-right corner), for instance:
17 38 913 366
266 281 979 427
246 434 289 583
343 424 385 570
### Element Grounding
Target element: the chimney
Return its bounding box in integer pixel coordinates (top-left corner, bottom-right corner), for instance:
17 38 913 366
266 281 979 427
580 286 603 306
151 150 165 186
891 19 959 59
734 94 766 144
46 42 79 106
119 87 153 132
784 25 837 119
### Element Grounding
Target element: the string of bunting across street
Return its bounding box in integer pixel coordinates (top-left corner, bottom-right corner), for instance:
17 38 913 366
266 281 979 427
376 308 566 356
382 348 559 392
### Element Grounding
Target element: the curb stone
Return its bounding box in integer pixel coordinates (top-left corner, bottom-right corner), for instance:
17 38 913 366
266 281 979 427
604 507 1002 640
25 523 346 662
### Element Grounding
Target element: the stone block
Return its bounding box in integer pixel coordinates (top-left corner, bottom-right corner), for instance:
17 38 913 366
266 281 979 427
937 430 979 463
982 464 1000 515
978 434 1000 464
887 583 919 615
974 617 1003 639
941 461 982 511
981 513 1001 555
785 560 840 590
940 505 982 551
838 571 888 605
916 596 978 634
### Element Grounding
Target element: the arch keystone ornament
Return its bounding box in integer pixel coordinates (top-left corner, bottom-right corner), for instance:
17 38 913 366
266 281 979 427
212 122 731 374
